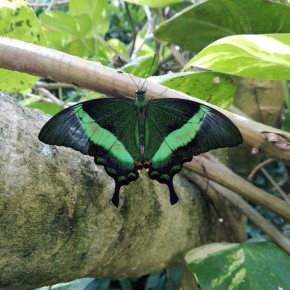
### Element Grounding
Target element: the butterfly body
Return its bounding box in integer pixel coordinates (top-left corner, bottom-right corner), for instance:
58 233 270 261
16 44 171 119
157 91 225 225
39 88 242 207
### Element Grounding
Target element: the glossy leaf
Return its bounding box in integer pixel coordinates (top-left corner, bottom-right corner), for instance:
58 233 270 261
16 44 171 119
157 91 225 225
0 0 46 92
125 0 181 8
154 0 290 52
185 241 290 290
150 72 235 108
184 34 290 80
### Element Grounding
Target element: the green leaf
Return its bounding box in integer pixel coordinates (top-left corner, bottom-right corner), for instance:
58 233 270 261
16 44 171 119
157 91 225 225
18 95 41 107
69 0 110 36
40 11 92 37
282 109 290 132
150 72 235 108
124 0 181 8
184 34 290 80
120 279 133 290
121 55 158 78
108 39 129 58
146 272 166 290
0 0 47 92
35 278 99 290
40 10 97 58
165 264 184 290
27 101 63 116
185 241 290 290
154 0 290 52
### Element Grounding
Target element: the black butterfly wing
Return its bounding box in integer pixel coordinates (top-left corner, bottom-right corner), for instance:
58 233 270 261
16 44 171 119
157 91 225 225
39 98 141 206
145 98 243 204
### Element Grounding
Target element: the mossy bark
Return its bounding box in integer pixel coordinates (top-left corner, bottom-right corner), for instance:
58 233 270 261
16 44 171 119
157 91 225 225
0 93 245 290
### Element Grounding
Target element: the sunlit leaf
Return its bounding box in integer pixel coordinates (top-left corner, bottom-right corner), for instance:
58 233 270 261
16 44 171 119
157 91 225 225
184 34 290 80
0 0 46 92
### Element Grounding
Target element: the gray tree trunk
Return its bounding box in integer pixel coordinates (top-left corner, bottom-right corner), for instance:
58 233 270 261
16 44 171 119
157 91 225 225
0 93 244 290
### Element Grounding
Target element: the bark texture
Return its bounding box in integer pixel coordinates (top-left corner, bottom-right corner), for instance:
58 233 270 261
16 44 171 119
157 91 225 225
0 93 244 290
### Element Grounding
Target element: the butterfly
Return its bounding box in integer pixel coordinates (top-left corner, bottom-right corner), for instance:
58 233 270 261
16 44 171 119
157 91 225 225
38 86 243 207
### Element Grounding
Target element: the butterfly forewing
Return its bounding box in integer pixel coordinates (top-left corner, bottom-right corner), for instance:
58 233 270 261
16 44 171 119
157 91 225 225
39 98 141 206
145 98 243 204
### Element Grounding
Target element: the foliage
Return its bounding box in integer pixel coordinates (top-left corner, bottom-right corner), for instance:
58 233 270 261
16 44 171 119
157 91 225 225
154 0 290 52
0 0 46 92
0 0 290 289
184 34 290 80
185 240 290 290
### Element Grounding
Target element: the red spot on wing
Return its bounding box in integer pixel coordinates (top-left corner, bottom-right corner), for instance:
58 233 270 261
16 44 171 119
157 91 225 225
136 162 143 170
143 161 151 168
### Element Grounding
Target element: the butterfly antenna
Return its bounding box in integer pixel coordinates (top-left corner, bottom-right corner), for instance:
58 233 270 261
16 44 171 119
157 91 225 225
141 54 156 91
118 56 140 89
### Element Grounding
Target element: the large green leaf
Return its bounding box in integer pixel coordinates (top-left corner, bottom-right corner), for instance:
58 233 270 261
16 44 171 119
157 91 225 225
185 241 290 290
39 11 96 57
40 0 111 61
0 0 46 93
184 34 290 80
124 0 181 8
154 0 290 52
69 0 110 37
40 11 92 37
150 71 235 108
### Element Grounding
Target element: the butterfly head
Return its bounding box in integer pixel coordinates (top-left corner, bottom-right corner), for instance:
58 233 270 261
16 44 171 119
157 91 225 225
135 88 146 101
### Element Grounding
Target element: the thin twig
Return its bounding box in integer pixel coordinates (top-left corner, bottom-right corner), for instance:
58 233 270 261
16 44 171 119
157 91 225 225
124 1 136 57
35 81 76 89
131 6 154 59
169 44 187 67
260 167 290 204
212 182 290 255
36 87 62 106
184 171 290 255
46 0 57 12
248 158 274 181
185 153 290 223
28 0 69 7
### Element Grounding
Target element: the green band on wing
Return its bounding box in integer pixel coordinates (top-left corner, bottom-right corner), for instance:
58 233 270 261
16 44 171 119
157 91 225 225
152 106 210 167
74 107 135 168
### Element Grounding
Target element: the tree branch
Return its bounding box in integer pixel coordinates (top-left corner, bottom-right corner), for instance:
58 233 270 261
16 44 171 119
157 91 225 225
0 37 289 163
184 153 290 223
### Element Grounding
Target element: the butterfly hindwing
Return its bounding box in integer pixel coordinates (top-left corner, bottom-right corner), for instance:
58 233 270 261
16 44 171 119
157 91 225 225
39 98 141 206
145 98 243 204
